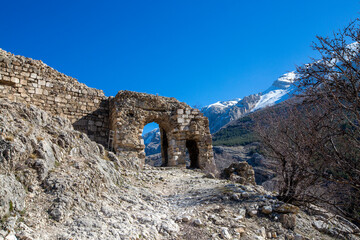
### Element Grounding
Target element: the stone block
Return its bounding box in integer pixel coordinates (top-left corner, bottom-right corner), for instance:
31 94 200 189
192 109 200 114
35 88 43 94
177 109 184 114
38 80 45 86
20 72 30 77
11 77 19 83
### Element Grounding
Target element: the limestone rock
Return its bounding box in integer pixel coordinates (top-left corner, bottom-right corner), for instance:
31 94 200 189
0 174 26 217
222 162 256 185
182 215 191 222
261 206 272 214
194 219 203 226
313 220 329 233
280 214 296 230
275 203 300 214
220 227 232 239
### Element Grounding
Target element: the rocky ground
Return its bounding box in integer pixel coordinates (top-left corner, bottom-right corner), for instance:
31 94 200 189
213 145 277 186
1 99 359 240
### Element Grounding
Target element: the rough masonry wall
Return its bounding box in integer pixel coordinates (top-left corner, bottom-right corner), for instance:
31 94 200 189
110 91 217 174
0 49 109 145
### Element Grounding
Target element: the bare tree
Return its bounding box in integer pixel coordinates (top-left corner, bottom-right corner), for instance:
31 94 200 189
254 103 328 203
296 19 360 223
254 19 360 225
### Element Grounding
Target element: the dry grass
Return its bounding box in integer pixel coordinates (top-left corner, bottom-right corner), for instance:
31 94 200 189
5 135 14 142
36 136 44 141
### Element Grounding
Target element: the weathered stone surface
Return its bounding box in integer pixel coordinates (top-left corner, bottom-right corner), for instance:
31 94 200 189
275 203 300 214
220 227 232 239
0 174 26 217
261 205 273 214
0 48 109 146
109 91 217 174
222 161 256 185
181 215 191 222
193 218 203 226
280 214 296 230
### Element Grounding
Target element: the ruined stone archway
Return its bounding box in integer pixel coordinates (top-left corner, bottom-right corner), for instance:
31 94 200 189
109 90 217 173
141 120 170 167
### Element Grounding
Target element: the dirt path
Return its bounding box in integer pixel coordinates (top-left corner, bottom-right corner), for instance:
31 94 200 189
135 166 337 240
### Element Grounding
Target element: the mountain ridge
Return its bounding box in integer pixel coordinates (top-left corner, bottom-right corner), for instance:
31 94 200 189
202 71 297 133
143 71 297 154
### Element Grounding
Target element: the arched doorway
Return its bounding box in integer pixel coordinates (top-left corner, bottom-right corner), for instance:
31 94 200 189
109 90 217 173
142 122 169 167
186 139 199 169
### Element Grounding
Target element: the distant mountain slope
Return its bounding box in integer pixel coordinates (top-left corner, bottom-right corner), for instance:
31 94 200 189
143 128 161 156
202 71 297 133
212 101 290 147
251 72 296 112
143 71 297 156
201 95 260 133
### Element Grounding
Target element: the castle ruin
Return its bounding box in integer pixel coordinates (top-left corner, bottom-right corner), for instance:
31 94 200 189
0 49 216 172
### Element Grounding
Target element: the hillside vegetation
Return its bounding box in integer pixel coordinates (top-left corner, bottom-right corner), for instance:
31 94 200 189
212 19 360 228
212 116 258 146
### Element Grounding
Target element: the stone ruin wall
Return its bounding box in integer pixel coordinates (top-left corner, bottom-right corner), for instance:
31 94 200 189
110 91 217 173
0 49 109 145
0 49 217 174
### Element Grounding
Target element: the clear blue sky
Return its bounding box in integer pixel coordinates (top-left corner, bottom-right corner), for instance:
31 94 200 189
1 0 359 109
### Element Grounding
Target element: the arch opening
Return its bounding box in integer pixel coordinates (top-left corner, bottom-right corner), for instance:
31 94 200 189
142 122 169 167
186 139 200 169
160 129 169 166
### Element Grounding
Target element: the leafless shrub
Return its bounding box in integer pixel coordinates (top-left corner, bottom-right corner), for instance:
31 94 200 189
254 19 360 226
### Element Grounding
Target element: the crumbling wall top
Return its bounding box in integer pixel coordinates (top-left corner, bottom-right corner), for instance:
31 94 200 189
113 90 189 111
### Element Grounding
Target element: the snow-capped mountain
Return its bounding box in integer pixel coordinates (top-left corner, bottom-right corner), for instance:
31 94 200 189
143 41 359 156
251 72 296 112
143 71 297 155
143 128 161 155
201 95 261 133
202 71 297 133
